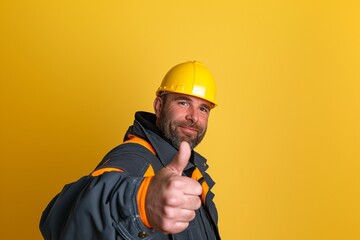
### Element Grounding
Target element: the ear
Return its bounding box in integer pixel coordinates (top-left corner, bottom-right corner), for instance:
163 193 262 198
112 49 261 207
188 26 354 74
153 96 162 118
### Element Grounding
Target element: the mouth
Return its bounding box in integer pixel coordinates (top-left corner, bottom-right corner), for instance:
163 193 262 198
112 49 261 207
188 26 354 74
178 125 199 134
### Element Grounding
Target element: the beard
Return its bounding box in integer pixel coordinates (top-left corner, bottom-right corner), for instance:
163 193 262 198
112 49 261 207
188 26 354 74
158 109 207 149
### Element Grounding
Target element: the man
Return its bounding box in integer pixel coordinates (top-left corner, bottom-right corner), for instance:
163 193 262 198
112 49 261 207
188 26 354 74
40 61 221 240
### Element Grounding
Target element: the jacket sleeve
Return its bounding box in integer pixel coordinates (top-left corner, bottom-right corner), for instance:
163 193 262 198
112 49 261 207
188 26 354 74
60 171 157 239
45 143 164 240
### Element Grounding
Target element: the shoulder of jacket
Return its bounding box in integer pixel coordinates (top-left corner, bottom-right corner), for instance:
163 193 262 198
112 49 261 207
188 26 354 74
92 136 160 177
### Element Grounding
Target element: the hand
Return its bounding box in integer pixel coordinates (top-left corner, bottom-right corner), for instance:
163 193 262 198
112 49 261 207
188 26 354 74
145 141 202 234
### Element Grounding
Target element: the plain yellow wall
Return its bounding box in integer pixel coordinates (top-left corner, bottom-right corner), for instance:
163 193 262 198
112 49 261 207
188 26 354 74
1 1 359 239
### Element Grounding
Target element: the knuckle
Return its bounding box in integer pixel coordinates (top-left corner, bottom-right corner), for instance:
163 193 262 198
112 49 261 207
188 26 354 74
168 177 183 189
165 194 182 207
163 206 175 218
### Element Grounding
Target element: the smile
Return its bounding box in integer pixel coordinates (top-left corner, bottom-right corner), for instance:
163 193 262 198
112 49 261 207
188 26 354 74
179 126 199 134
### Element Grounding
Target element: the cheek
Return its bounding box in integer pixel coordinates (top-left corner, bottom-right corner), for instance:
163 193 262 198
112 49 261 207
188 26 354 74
198 116 209 128
168 108 186 121
163 110 180 127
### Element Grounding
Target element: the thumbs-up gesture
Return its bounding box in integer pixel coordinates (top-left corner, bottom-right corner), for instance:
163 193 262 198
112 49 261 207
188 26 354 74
145 141 202 234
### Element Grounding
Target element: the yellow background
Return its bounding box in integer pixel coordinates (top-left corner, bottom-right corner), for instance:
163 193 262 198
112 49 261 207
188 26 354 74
1 1 359 239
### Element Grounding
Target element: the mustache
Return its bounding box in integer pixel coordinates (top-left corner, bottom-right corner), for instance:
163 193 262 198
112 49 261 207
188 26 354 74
177 122 203 132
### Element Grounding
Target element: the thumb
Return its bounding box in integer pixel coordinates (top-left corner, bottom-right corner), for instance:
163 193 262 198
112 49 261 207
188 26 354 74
167 141 191 175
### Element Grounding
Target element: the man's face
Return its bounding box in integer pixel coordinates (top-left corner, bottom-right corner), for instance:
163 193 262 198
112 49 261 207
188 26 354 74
154 92 212 149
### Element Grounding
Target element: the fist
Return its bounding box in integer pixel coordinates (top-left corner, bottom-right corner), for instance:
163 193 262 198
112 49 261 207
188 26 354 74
145 141 202 234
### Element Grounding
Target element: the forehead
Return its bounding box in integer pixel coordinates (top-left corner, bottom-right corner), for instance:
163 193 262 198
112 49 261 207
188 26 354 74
166 92 214 108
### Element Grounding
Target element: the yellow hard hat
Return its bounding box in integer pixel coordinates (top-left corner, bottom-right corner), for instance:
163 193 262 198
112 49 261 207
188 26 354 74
156 61 217 107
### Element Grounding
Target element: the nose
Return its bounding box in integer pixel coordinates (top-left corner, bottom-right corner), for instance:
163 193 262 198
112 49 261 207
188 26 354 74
185 107 199 123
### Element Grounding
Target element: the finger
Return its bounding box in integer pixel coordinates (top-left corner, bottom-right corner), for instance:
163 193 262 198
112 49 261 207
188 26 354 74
176 209 197 222
181 195 202 211
166 141 191 175
163 206 197 222
167 221 190 234
180 177 202 196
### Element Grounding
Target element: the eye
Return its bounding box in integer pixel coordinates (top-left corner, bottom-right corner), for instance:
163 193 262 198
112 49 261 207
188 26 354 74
178 101 189 107
200 106 210 114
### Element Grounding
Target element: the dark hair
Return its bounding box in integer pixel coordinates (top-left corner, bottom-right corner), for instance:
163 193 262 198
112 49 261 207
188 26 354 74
159 92 169 105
